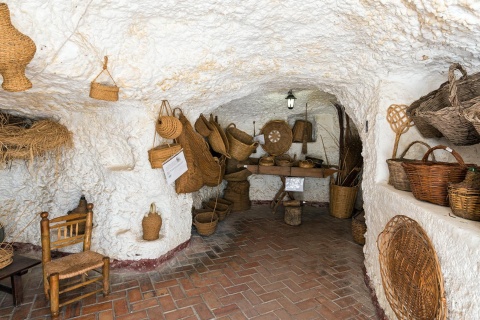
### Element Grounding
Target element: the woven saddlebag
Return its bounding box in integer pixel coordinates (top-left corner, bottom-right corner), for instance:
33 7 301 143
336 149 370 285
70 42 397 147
386 141 434 191
89 56 119 101
402 145 473 206
419 64 480 145
407 63 480 138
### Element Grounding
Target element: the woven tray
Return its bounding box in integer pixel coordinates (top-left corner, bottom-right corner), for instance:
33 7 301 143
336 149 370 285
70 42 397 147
260 120 293 156
378 215 447 320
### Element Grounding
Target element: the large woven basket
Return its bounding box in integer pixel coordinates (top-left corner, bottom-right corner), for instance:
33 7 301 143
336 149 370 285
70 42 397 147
329 184 358 219
260 120 293 156
0 242 13 269
89 56 119 101
402 145 470 206
224 180 251 212
193 212 218 236
419 64 480 145
224 168 252 181
351 210 366 245
464 100 480 135
378 215 447 320
194 114 212 137
148 143 182 169
207 114 230 158
407 63 480 139
226 123 258 161
386 141 434 191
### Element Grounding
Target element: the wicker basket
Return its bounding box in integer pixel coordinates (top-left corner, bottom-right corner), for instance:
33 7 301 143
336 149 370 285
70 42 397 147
226 123 258 161
0 242 13 269
193 212 218 236
419 64 480 145
260 120 293 156
464 100 480 135
142 203 162 241
194 114 212 137
448 168 480 221
210 198 233 210
329 184 358 219
402 145 471 206
148 143 182 169
377 215 447 320
259 156 275 166
89 56 119 101
351 210 366 245
224 168 252 181
298 159 315 168
275 154 295 167
386 141 434 191
156 100 182 140
224 180 251 212
407 63 480 139
205 200 230 221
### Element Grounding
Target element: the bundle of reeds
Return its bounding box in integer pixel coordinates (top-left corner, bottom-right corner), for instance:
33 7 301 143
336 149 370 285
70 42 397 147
0 113 72 161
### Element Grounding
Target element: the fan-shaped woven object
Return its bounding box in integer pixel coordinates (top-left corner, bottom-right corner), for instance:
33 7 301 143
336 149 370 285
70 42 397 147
260 120 292 156
377 215 447 320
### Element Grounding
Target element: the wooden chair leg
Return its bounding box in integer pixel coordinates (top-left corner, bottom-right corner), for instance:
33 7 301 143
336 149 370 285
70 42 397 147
102 257 110 296
43 274 50 300
49 273 60 318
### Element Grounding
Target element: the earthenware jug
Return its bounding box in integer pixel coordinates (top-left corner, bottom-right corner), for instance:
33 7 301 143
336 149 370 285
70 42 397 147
142 203 162 240
0 3 36 92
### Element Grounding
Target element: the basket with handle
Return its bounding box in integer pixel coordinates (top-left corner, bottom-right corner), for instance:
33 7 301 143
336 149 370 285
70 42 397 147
155 100 183 140
418 64 480 145
207 114 230 158
448 167 480 221
386 141 435 191
148 128 181 169
89 56 119 101
464 99 480 136
226 123 258 161
193 211 218 236
402 145 472 206
194 114 213 137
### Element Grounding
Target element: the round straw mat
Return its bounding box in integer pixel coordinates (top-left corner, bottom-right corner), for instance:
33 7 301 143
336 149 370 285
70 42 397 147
260 120 292 156
377 215 447 320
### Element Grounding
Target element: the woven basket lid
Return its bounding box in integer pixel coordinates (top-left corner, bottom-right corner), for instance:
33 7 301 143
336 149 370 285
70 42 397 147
377 215 447 320
260 120 293 156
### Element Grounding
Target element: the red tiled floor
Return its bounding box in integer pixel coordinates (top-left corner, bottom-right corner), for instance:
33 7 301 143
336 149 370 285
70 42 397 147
1 204 378 319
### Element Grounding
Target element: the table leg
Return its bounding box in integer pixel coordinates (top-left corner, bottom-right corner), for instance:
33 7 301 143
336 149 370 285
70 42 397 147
11 273 23 306
271 176 294 214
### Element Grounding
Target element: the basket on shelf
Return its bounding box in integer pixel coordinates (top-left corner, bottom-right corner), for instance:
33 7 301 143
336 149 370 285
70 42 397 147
407 62 480 139
89 56 119 102
298 159 315 168
226 123 258 161
259 156 274 166
448 167 480 221
352 210 366 245
193 211 218 236
386 141 434 191
377 215 447 320
0 242 13 269
275 154 295 167
464 100 480 136
418 64 480 145
402 145 471 206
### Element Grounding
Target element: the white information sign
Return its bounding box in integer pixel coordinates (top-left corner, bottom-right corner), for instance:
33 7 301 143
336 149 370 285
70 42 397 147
162 150 188 185
285 177 305 192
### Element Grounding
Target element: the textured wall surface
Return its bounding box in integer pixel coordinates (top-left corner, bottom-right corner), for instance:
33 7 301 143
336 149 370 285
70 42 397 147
1 1 480 318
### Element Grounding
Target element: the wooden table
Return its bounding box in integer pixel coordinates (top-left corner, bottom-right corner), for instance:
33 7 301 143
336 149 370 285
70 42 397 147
243 165 338 213
0 254 41 306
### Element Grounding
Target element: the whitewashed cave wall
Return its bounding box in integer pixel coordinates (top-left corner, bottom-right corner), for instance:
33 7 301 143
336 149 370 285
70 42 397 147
1 1 480 318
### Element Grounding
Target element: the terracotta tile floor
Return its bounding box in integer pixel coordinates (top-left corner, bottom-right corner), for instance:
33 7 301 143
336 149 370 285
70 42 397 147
0 204 377 319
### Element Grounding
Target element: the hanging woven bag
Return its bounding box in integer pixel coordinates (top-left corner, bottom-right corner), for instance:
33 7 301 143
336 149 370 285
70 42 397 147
89 56 119 101
155 100 183 140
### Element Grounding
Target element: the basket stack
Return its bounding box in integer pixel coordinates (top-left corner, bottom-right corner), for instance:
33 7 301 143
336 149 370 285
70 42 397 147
402 145 471 206
224 180 251 212
205 199 231 221
448 167 480 221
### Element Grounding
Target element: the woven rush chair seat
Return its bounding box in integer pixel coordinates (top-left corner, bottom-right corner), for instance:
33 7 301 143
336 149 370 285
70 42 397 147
44 251 105 280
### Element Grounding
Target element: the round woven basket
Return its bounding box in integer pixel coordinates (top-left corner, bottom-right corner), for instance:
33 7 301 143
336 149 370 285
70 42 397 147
226 123 258 161
351 211 366 245
260 120 293 156
298 159 315 168
156 101 182 139
377 215 447 320
259 156 274 166
194 212 218 236
0 242 13 269
275 154 295 167
148 143 182 169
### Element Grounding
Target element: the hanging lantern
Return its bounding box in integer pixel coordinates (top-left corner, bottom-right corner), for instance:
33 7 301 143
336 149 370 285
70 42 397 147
286 90 296 109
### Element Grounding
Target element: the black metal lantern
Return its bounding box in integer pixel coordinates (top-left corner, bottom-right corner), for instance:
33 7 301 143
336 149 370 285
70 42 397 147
286 90 296 109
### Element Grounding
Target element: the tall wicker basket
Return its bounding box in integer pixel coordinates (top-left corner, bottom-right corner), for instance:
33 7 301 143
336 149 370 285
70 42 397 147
329 184 358 219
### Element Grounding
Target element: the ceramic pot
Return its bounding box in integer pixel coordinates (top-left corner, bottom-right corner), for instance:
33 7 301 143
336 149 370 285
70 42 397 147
142 203 162 241
0 3 36 92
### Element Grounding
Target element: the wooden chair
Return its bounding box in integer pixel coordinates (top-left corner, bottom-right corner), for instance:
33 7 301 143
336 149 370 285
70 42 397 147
40 203 109 318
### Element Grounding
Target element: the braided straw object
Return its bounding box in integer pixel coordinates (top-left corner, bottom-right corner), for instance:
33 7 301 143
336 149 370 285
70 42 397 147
0 3 36 92
156 100 182 140
0 242 13 269
386 104 414 158
89 56 119 101
378 215 447 320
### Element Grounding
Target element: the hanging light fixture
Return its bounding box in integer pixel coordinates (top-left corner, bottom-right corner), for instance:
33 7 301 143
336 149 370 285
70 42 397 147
286 90 297 109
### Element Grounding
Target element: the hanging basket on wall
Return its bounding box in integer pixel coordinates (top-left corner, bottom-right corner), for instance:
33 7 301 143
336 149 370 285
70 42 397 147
89 56 119 102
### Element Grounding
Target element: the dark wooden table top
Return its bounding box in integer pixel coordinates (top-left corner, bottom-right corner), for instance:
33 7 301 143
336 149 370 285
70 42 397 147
0 254 41 280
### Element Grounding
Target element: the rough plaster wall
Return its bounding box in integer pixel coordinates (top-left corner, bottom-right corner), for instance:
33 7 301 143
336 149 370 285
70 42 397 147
1 1 480 317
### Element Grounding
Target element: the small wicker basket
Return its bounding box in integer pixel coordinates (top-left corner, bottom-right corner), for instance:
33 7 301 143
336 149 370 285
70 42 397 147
298 159 315 168
148 143 182 169
193 212 218 236
259 156 274 166
205 200 230 221
0 242 13 269
351 211 366 245
156 100 182 140
89 56 119 102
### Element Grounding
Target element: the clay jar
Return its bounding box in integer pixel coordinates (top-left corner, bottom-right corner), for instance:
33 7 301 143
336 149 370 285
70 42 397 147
0 3 36 92
142 203 162 241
